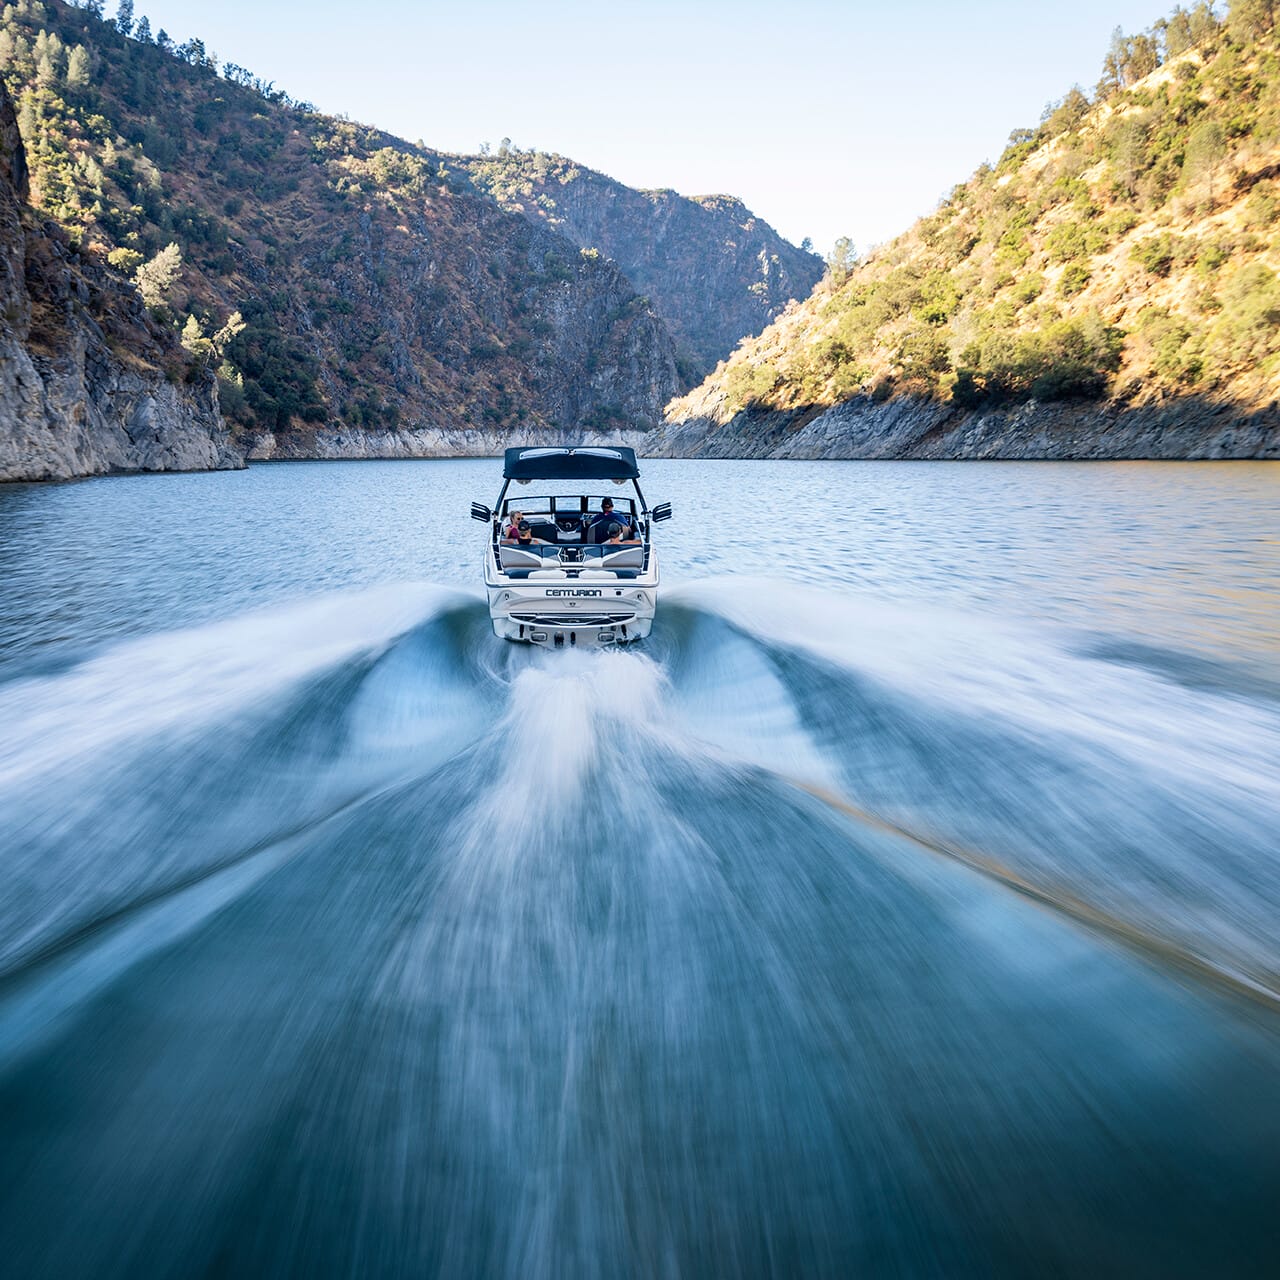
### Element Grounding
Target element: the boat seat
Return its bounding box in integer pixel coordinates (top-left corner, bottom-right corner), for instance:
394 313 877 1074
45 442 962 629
498 544 545 573
586 519 637 544
600 546 644 571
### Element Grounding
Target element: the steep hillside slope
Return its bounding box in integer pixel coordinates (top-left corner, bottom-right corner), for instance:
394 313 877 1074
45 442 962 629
0 74 236 481
467 150 823 383
0 0 679 458
661 2 1280 459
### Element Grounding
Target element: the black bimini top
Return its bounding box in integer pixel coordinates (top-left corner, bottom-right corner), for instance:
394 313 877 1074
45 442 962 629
503 446 639 481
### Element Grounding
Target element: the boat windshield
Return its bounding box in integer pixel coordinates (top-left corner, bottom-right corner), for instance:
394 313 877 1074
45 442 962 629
499 495 638 521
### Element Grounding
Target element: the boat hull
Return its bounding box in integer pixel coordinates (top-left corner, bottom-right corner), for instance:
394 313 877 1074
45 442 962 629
485 571 658 647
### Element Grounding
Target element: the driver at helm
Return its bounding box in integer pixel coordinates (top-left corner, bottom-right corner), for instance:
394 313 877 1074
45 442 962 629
588 497 632 537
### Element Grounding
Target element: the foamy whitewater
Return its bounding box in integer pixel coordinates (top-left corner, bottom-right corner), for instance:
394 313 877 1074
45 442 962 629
1 459 1277 1276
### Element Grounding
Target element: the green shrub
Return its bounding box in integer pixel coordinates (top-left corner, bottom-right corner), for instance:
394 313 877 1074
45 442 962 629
895 327 951 381
1243 186 1278 229
1137 308 1205 384
1101 209 1140 238
951 368 985 408
226 302 327 429
1027 315 1125 398
106 245 143 273
215 365 250 421
724 360 780 409
802 335 869 400
952 312 1123 405
936 224 979 265
913 271 961 325
1045 220 1105 262
1215 262 1280 361
827 357 870 400
1058 262 1091 296
1130 233 1183 276
1012 273 1045 305
1195 241 1229 274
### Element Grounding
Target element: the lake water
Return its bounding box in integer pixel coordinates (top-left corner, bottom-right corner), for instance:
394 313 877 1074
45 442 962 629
1 458 1278 1276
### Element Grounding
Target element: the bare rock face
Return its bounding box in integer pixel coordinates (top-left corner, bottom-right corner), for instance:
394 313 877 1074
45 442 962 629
0 327 235 481
646 394 1280 460
0 80 241 483
0 77 30 341
246 424 652 462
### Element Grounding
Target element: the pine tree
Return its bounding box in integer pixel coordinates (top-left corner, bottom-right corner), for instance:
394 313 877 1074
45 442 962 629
826 237 857 287
66 43 89 87
1189 1 1220 44
1166 6 1195 55
114 0 133 36
180 36 210 68
1109 116 1148 196
1044 86 1091 134
16 89 35 142
1099 28 1161 93
134 241 181 307
213 310 245 357
1228 0 1277 39
1127 32 1160 81
1185 117 1226 205
181 313 212 360
1097 27 1126 97
133 15 150 43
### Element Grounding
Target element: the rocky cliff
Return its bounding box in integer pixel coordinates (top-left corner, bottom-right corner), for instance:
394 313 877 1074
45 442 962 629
467 151 823 383
645 392 1279 460
246 424 652 463
0 77 238 482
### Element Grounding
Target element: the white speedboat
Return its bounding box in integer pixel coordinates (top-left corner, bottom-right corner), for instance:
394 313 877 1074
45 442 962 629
472 446 672 646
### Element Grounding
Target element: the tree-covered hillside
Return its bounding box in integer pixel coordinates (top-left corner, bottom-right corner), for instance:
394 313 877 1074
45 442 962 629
467 147 823 384
0 0 682 441
673 1 1280 428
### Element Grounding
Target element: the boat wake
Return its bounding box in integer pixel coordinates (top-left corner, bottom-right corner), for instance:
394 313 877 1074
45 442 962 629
1 579 1278 1275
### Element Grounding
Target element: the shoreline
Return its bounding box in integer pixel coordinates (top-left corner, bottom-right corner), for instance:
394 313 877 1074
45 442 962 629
5 450 1279 490
3 393 1279 485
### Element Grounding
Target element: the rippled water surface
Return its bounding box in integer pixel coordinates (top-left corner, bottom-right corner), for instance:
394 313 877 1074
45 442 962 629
1 459 1279 1277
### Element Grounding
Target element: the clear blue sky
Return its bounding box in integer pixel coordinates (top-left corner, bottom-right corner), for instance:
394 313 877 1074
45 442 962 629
129 0 1179 254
